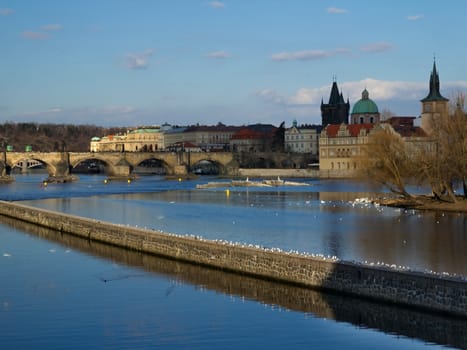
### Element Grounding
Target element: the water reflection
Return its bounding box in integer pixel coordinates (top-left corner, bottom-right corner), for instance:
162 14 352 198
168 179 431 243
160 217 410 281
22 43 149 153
1 216 465 349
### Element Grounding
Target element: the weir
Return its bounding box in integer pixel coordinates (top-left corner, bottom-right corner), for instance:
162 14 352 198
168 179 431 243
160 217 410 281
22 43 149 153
0 200 465 318
2 215 465 349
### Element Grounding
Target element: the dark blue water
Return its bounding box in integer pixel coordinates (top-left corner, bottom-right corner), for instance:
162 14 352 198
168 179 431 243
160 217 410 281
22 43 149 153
0 174 465 349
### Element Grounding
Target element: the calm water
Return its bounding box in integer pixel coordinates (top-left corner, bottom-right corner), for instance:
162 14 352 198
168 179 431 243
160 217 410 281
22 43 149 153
0 174 466 349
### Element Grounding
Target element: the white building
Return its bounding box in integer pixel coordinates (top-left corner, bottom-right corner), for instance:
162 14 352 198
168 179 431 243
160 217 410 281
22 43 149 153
284 120 321 156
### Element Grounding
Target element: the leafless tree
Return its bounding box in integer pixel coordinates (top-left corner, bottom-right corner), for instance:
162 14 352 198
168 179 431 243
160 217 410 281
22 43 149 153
423 92 467 200
357 126 413 198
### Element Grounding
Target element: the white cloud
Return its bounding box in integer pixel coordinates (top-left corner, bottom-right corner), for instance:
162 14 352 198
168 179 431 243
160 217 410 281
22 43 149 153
360 42 393 53
209 1 225 8
271 48 350 62
339 79 425 101
48 108 63 113
327 7 347 14
100 105 136 114
407 14 424 21
0 8 14 16
21 31 49 40
255 89 287 105
256 79 467 114
206 50 232 59
42 24 63 31
126 49 154 70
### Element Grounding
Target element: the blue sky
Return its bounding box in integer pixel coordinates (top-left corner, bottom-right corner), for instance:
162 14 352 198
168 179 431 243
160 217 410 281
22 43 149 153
1 0 466 127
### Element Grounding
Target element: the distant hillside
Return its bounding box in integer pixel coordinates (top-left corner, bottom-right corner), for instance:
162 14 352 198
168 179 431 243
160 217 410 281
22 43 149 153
0 122 126 152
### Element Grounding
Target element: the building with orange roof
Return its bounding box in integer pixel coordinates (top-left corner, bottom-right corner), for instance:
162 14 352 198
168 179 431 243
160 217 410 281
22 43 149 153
319 123 376 176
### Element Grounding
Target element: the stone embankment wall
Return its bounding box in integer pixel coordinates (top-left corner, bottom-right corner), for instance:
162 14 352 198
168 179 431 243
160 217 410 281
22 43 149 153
236 168 356 178
237 168 320 178
0 200 465 318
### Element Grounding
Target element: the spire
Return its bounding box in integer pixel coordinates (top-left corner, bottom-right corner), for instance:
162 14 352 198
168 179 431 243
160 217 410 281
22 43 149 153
421 58 449 102
328 81 340 104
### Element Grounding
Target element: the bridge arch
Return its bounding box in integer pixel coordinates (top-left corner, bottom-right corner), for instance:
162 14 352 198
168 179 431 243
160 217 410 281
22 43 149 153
130 156 170 175
3 151 238 179
190 158 224 175
4 153 59 177
70 155 114 175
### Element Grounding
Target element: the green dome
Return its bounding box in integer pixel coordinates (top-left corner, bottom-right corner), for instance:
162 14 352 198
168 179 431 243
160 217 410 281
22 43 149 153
351 89 379 114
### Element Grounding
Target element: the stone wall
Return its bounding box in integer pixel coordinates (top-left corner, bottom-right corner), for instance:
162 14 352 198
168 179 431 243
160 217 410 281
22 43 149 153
238 168 320 178
0 200 465 318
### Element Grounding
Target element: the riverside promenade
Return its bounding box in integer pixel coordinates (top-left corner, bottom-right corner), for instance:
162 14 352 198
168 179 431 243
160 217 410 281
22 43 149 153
0 200 465 318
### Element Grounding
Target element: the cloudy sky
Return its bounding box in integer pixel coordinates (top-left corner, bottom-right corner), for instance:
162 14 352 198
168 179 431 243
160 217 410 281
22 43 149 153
1 0 466 127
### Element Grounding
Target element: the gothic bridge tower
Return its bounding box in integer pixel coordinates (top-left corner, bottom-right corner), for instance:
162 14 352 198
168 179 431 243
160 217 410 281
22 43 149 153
321 79 350 127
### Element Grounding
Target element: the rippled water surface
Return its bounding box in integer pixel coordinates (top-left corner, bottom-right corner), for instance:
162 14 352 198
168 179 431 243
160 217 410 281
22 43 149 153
0 174 465 349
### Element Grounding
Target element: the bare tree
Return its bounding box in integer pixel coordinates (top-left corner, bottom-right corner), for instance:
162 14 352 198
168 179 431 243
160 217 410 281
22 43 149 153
380 108 394 121
414 92 467 201
357 125 413 198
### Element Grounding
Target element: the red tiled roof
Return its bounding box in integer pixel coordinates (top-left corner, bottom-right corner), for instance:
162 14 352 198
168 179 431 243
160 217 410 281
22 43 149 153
325 123 374 137
185 125 241 132
324 124 340 137
231 127 275 140
386 116 416 127
394 126 427 137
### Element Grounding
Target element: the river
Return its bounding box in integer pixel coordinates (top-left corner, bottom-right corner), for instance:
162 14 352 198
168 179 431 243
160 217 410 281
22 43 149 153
0 173 465 349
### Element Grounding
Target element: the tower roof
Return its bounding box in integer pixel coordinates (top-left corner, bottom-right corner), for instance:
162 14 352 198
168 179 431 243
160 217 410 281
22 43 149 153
324 81 347 105
351 89 379 114
421 60 449 102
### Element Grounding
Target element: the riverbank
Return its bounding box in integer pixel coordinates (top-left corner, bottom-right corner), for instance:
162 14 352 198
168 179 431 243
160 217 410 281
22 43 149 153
0 200 465 318
378 196 467 213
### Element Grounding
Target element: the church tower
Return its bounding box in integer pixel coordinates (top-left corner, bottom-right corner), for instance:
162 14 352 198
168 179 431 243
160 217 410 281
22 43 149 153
420 60 449 134
321 79 350 127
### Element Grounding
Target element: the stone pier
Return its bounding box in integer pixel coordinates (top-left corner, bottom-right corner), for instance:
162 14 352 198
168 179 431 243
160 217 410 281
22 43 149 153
0 200 465 318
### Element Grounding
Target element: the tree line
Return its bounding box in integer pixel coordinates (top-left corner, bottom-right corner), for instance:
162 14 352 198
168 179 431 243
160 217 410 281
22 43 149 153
0 122 126 152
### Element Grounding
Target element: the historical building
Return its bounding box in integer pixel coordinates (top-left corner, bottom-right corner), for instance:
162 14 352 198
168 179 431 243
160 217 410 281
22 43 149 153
90 134 126 152
284 120 321 157
321 80 350 127
90 128 162 152
182 124 241 151
420 60 449 134
318 115 432 177
91 124 242 153
125 127 163 152
384 116 432 158
230 124 277 152
350 89 380 124
319 123 375 176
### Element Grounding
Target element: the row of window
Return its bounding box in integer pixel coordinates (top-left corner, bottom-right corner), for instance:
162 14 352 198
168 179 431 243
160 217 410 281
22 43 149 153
320 138 366 145
285 135 315 140
321 147 359 157
330 162 357 170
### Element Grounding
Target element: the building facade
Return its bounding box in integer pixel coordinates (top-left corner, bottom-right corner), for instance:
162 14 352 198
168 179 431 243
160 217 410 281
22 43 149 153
319 123 375 175
230 124 277 152
124 128 163 152
90 134 126 152
284 120 321 156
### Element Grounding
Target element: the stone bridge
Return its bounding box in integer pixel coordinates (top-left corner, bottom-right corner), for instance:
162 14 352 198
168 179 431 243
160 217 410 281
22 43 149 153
1 151 239 178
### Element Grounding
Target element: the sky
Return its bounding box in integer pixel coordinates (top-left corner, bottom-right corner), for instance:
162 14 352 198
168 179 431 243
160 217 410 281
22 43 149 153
1 0 467 127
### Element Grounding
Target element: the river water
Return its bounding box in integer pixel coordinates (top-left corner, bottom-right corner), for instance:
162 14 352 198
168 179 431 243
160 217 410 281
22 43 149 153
0 174 466 349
